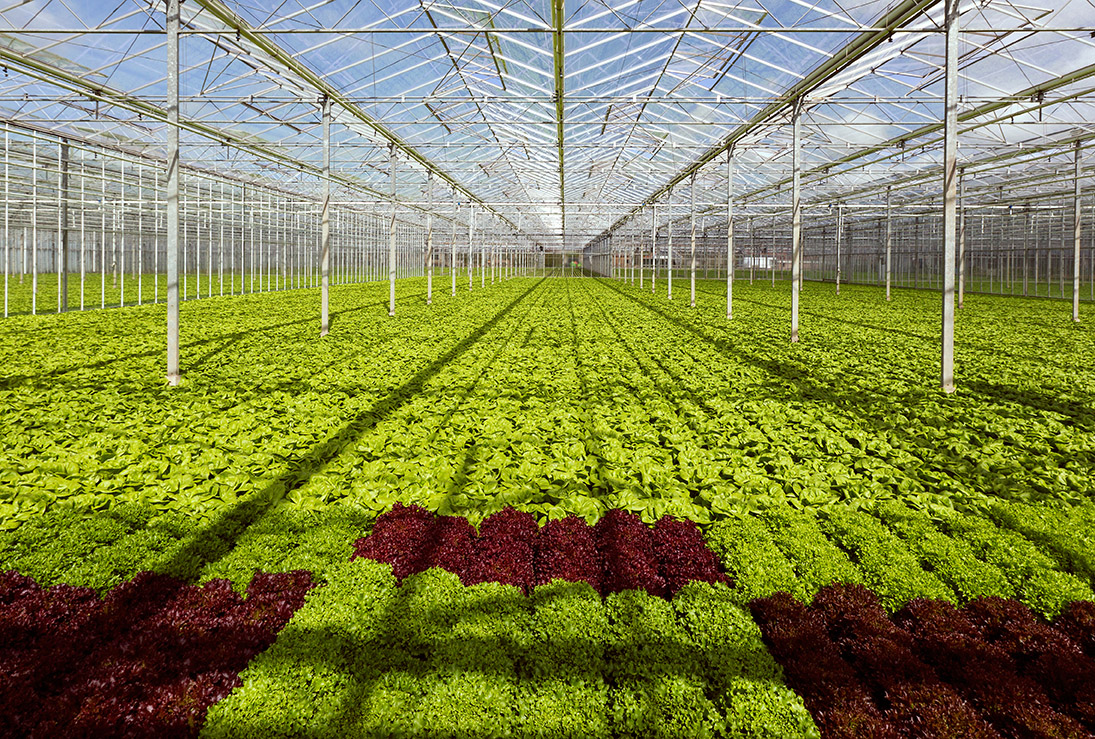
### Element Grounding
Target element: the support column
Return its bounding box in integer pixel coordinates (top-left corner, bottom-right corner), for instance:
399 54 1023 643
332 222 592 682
958 170 966 308
667 190 673 300
31 139 37 315
941 0 959 393
165 0 181 385
468 206 475 290
1073 141 1082 322
451 195 457 297
885 185 893 301
835 204 842 296
791 102 802 343
643 206 652 293
58 142 69 312
426 171 434 305
726 152 734 319
2 128 7 319
320 98 331 335
690 173 697 308
388 144 397 316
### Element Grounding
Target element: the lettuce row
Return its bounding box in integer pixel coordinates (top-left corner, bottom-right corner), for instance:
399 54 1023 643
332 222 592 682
988 501 1095 585
0 503 193 592
202 559 816 738
705 516 803 603
939 510 1094 618
874 501 1013 603
817 507 954 611
1 568 316 737
759 506 864 600
753 584 1095 739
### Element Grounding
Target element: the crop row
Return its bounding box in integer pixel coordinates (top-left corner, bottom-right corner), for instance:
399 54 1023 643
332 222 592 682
5 278 1095 535
0 569 315 737
706 501 1093 617
203 558 817 738
352 503 727 597
752 583 1095 739
2 494 1090 623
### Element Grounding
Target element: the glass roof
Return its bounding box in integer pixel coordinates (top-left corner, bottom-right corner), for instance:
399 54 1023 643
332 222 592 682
0 0 1093 248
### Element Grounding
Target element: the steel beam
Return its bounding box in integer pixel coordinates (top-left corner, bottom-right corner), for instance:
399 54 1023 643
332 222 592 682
551 0 566 236
958 169 966 309
58 142 69 313
886 186 892 301
835 203 842 296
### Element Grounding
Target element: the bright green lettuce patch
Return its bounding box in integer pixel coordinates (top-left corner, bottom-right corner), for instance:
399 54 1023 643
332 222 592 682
3 277 1095 533
201 559 816 739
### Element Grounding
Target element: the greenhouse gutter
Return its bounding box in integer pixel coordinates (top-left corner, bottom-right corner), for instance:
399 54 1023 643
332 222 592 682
552 0 566 234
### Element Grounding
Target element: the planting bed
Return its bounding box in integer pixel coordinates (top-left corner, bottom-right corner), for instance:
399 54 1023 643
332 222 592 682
2 276 1094 736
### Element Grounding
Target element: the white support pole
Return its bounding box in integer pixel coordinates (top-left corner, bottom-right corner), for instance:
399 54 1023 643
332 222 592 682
630 230 635 284
791 102 802 343
749 216 755 284
138 167 144 304
166 0 180 385
31 138 37 315
941 0 959 393
388 143 397 317
100 159 106 308
207 178 214 297
727 152 734 319
426 171 434 305
667 190 673 300
451 196 457 297
58 142 68 313
481 219 486 289
218 179 224 297
650 205 656 293
958 170 966 308
320 98 331 335
120 161 126 308
2 128 6 318
690 173 697 308
886 185 893 301
1073 141 1082 322
468 206 475 291
835 203 843 296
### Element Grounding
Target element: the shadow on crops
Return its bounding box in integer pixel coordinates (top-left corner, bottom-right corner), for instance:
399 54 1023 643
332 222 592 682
965 380 1095 433
597 278 1067 504
561 279 616 503
0 292 427 391
693 283 937 343
586 283 734 450
153 280 544 581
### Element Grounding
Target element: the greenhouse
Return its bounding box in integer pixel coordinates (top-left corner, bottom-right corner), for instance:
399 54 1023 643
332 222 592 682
2 0 1095 735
